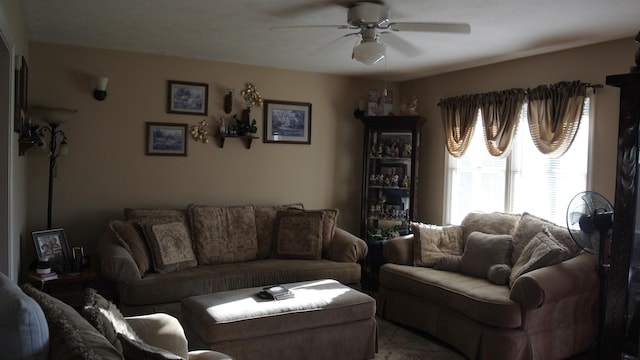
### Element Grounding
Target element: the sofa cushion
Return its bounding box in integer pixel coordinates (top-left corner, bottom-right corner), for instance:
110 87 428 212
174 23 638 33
511 212 578 265
118 333 183 360
509 229 570 286
82 288 140 353
379 263 521 328
20 284 122 360
412 223 464 267
459 232 513 279
189 204 258 264
254 203 304 259
0 272 49 360
460 212 521 243
138 218 197 273
274 210 324 260
109 220 152 275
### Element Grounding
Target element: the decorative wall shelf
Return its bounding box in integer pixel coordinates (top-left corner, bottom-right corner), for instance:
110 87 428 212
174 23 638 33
214 134 259 149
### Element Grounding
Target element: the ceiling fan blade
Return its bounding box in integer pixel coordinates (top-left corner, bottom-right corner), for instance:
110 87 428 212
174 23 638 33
270 0 370 17
380 32 422 58
388 22 471 34
270 24 350 31
309 32 359 56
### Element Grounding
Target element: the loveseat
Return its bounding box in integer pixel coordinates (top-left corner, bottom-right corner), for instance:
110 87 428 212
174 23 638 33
377 212 599 360
99 203 368 320
0 271 231 359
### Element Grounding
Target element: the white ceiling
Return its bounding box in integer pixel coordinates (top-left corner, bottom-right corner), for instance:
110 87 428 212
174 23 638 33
18 0 640 82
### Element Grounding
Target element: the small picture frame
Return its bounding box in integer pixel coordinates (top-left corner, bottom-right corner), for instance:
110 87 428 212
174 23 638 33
32 228 70 271
146 122 188 156
167 80 208 115
263 100 312 144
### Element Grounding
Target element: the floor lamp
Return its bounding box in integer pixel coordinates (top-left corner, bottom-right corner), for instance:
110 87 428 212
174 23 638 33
29 106 76 229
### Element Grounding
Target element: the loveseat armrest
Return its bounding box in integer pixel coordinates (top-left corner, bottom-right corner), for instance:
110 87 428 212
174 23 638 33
98 230 141 282
327 228 368 263
382 234 414 265
510 252 598 309
188 350 235 360
126 313 189 359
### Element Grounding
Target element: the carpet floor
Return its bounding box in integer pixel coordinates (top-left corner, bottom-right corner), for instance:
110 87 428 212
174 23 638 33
374 317 466 360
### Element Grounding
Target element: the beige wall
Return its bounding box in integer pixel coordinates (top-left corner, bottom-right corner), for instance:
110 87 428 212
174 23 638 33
1 0 29 281
24 42 397 268
23 37 636 272
401 38 636 225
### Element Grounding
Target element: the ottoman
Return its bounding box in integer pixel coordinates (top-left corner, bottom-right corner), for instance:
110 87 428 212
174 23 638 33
181 279 377 360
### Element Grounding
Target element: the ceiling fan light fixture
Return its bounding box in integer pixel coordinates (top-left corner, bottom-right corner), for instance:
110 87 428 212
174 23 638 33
353 39 386 65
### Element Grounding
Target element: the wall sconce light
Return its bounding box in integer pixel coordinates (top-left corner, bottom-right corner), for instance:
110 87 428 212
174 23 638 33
93 77 109 101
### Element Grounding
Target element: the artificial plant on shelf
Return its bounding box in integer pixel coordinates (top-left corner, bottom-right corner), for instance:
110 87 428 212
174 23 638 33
231 114 257 136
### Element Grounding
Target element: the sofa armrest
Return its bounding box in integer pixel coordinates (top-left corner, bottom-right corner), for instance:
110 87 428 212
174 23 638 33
382 234 414 265
188 350 234 360
327 228 368 263
510 252 599 309
126 313 189 359
98 230 141 282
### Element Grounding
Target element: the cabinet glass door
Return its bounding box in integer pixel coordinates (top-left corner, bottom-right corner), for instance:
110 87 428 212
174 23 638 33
365 130 413 241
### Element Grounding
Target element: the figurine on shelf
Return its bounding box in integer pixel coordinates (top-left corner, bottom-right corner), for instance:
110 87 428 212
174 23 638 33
392 174 399 187
218 117 227 135
402 175 410 188
402 144 412 158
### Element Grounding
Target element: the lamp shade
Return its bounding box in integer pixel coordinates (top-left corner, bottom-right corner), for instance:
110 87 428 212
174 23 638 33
96 77 109 91
29 105 77 126
353 39 386 65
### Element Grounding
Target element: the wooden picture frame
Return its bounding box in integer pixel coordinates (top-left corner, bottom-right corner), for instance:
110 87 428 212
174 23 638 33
263 100 311 144
167 80 208 115
14 56 28 133
32 228 70 270
145 122 188 156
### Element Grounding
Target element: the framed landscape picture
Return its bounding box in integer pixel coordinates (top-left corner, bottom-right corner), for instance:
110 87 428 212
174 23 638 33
32 228 70 270
263 100 312 144
167 80 208 115
146 122 188 156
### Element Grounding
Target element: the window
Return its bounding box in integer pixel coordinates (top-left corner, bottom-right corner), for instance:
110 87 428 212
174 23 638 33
445 97 591 226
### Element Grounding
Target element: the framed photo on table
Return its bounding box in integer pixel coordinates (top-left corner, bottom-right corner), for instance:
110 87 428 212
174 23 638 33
263 100 311 144
146 122 188 156
32 228 70 270
167 80 208 115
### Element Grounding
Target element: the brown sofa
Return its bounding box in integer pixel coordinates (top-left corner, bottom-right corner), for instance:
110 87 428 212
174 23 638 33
99 203 368 321
377 212 599 360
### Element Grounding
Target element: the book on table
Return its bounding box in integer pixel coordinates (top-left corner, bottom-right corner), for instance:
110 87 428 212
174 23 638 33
29 271 58 282
258 285 295 300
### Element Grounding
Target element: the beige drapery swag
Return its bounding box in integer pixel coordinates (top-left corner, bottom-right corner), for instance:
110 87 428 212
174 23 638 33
440 95 480 158
478 89 526 158
527 81 587 158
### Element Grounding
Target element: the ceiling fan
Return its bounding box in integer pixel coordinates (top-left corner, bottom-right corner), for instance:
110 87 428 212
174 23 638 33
271 1 471 65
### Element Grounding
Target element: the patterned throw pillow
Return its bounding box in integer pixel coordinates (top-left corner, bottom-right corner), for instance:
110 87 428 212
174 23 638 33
82 288 141 354
109 220 152 275
459 232 513 279
282 208 339 257
188 204 258 264
509 229 570 286
137 219 197 273
412 222 464 267
273 210 324 260
254 204 304 259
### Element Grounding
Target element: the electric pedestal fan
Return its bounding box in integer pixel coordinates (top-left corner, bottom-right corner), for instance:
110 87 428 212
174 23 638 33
566 191 614 353
566 191 614 265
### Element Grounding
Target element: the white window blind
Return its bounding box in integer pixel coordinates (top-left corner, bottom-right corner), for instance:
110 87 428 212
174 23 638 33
445 97 590 225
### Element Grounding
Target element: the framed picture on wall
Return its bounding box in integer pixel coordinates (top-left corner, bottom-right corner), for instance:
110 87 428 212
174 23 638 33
32 228 70 271
263 100 312 144
167 80 208 115
145 122 188 156
14 56 28 133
